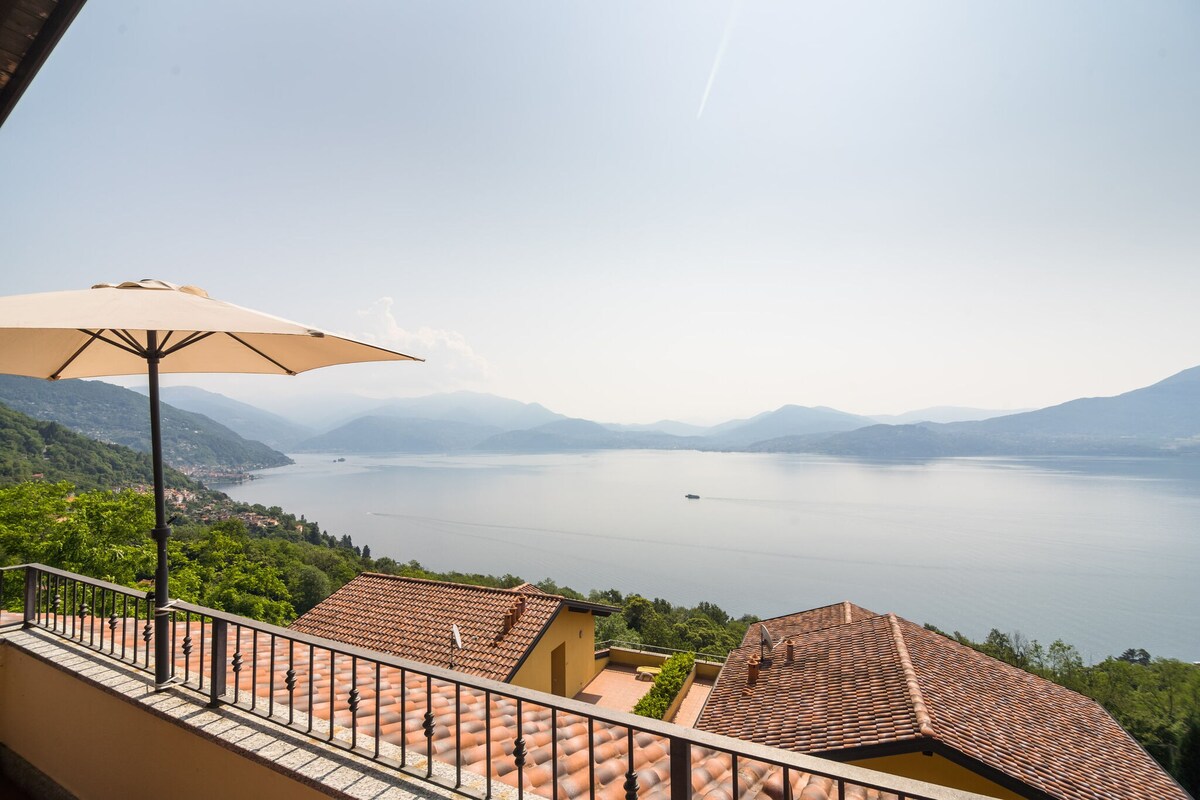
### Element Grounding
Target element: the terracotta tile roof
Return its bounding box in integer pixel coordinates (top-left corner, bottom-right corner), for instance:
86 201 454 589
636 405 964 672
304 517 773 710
895 616 1189 800
85 616 909 800
699 606 1189 800
290 573 571 682
706 614 925 753
740 601 877 647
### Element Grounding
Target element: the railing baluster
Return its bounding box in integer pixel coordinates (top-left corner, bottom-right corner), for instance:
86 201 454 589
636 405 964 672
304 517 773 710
121 594 127 661
198 614 206 692
484 688 491 799
142 602 152 670
623 727 638 800
233 624 243 705
733 752 739 800
108 591 118 654
783 766 791 800
514 697 525 799
251 630 259 712
306 642 314 733
423 674 434 779
287 639 297 726
373 662 381 759
269 633 277 719
348 656 360 749
78 584 88 642
552 707 559 800
89 584 96 645
97 588 106 650
182 611 192 682
402 667 409 768
455 683 461 788
328 649 337 743
588 716 596 800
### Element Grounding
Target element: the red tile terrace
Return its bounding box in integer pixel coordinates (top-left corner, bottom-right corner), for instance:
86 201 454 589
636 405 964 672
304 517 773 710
0 564 995 800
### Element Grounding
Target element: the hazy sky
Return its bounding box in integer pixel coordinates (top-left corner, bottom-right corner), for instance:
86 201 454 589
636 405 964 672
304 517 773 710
2 1 1197 424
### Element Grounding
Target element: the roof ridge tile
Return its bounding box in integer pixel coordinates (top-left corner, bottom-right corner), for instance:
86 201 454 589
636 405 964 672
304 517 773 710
359 572 566 601
887 613 935 739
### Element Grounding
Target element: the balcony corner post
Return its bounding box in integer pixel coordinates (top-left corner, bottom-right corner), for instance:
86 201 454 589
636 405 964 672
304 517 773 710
209 618 228 708
22 567 37 627
669 735 690 800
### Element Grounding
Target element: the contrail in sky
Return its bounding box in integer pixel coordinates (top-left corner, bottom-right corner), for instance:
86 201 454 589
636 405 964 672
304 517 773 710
697 0 743 120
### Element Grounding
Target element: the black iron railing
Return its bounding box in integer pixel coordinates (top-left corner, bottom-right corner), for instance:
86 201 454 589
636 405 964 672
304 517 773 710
0 564 991 800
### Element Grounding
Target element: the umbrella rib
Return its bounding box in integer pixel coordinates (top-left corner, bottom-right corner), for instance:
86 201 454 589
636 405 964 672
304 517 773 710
161 330 216 357
50 330 105 379
106 328 150 355
223 332 297 375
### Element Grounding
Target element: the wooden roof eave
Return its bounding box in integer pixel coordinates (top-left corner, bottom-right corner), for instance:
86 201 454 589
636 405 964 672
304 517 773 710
0 0 89 128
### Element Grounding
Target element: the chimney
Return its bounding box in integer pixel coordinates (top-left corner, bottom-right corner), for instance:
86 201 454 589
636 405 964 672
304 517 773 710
747 654 761 684
785 640 794 663
496 594 530 641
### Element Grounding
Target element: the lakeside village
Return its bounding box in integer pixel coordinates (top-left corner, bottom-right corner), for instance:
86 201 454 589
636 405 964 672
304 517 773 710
152 484 306 538
177 464 261 485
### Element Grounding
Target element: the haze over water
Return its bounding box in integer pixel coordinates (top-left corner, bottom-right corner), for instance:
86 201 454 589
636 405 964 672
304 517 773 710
223 450 1200 663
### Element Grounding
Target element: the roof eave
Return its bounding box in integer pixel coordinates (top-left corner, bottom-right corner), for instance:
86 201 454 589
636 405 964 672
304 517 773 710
563 598 617 616
818 738 1056 800
0 0 89 128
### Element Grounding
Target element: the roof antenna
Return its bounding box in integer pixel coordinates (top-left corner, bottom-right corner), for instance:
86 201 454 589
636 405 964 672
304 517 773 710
759 623 775 661
450 623 463 668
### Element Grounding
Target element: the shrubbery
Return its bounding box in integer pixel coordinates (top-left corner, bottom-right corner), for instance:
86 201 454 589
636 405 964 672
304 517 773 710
632 652 695 720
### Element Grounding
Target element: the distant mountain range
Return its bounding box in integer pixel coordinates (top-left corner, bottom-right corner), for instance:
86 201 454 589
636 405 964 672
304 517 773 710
283 366 1200 457
158 386 314 450
869 406 1031 425
0 376 292 471
753 366 1200 457
9 366 1197 465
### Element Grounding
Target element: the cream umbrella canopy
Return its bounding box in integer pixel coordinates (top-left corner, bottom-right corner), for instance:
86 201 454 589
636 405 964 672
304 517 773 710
0 279 422 684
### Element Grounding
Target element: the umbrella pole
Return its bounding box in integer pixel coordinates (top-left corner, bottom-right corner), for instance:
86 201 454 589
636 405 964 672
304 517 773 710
146 331 172 687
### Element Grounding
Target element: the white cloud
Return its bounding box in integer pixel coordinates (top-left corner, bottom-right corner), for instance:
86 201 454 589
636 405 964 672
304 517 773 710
352 297 492 385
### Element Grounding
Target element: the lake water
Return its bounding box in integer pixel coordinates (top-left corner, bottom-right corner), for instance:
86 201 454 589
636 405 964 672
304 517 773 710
221 450 1200 662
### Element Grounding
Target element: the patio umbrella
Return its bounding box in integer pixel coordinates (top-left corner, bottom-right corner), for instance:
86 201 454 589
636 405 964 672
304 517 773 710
0 279 422 684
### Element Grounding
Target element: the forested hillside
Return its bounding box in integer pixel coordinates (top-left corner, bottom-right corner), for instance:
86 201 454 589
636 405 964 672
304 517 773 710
0 375 291 471
0 403 197 491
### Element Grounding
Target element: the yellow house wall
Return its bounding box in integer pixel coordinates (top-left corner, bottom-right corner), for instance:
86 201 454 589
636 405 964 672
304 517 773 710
0 644 331 800
848 752 1028 800
510 609 598 696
